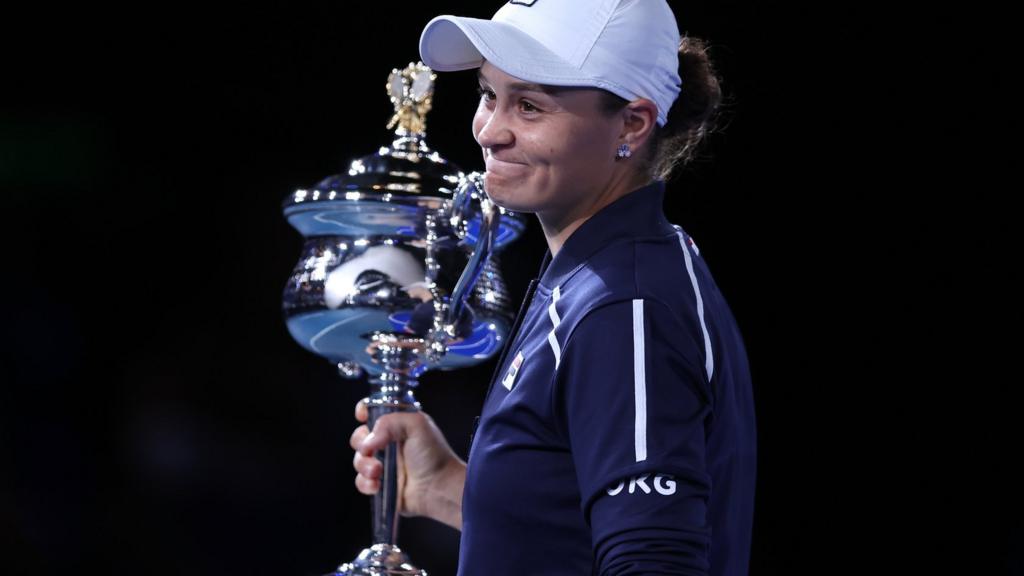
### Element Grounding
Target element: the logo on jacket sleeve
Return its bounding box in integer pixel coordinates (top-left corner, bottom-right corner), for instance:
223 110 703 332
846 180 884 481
606 473 677 496
502 350 525 391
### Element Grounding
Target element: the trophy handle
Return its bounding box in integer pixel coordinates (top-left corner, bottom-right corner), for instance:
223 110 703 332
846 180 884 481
427 172 500 361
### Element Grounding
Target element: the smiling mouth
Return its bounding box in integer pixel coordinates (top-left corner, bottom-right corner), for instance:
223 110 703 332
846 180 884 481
485 156 528 177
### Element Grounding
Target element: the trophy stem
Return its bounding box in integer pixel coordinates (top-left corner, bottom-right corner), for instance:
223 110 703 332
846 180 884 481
334 334 427 576
366 372 419 546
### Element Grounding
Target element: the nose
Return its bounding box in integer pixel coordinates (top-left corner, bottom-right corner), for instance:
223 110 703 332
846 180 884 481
474 105 514 152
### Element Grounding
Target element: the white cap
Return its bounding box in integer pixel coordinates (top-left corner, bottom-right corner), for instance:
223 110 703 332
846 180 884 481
419 0 682 127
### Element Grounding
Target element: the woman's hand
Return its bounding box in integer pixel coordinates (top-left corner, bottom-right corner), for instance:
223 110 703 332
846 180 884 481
349 398 467 530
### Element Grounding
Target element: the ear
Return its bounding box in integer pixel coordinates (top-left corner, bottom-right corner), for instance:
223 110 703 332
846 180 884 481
619 98 659 152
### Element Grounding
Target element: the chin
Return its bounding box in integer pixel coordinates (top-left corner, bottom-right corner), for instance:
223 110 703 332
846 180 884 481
482 173 530 212
492 198 536 214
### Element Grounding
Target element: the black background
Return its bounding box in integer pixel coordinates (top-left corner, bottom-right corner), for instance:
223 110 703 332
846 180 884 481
2 2 1018 575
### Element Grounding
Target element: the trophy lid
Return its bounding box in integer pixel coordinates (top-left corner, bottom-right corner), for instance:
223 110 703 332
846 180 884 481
283 62 464 238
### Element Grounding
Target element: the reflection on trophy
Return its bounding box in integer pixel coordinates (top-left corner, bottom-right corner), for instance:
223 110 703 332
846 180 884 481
281 62 524 575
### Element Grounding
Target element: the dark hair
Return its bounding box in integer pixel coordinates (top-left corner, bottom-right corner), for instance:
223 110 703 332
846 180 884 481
600 35 727 181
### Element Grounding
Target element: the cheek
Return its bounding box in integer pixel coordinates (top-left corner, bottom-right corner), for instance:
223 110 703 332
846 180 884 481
542 125 612 178
471 106 487 145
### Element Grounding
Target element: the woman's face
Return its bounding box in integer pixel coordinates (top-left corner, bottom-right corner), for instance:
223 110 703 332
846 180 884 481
472 61 623 218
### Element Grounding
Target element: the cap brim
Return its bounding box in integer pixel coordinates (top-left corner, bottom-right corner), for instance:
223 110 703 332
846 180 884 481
419 15 591 85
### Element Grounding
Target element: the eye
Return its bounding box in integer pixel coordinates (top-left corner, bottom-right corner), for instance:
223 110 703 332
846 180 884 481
476 86 496 102
519 100 540 113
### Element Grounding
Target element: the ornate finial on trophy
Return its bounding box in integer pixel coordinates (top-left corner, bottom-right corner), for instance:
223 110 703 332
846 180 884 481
386 62 436 137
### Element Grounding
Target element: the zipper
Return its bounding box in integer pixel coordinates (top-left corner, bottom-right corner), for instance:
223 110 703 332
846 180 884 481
480 278 539 414
470 250 552 449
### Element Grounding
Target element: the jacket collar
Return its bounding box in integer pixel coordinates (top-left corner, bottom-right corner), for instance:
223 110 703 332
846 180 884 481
537 179 674 289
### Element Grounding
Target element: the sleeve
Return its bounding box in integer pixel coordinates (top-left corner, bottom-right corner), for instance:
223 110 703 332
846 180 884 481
555 297 713 576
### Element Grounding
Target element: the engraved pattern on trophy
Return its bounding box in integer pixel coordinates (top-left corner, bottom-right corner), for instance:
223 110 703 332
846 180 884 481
281 62 524 576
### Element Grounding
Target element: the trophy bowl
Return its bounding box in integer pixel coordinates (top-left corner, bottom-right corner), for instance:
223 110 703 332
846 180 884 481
281 62 524 575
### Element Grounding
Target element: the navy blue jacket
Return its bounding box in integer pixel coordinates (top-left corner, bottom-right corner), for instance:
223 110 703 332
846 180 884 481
458 180 757 575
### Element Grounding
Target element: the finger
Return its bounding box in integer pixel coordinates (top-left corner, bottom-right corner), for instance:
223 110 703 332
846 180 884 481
354 397 369 422
352 452 382 479
349 425 369 451
359 414 410 457
355 473 379 495
363 456 382 479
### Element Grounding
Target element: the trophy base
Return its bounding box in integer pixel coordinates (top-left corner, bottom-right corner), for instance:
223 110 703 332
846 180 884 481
332 543 427 576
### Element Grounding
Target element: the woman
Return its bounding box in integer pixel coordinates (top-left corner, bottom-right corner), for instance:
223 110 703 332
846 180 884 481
350 1 756 574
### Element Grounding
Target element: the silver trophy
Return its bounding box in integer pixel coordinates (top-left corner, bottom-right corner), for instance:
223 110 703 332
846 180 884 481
281 62 524 575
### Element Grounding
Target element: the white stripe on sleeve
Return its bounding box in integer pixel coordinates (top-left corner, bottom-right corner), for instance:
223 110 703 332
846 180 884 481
633 298 647 462
547 285 562 369
675 227 715 383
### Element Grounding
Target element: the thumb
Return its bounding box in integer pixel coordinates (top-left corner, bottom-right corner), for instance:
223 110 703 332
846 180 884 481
359 413 411 457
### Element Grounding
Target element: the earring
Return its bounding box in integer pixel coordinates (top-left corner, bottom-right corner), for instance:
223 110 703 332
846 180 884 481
616 143 632 159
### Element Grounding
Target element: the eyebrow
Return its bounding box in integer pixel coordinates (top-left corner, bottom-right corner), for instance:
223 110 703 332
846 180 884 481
476 69 568 96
